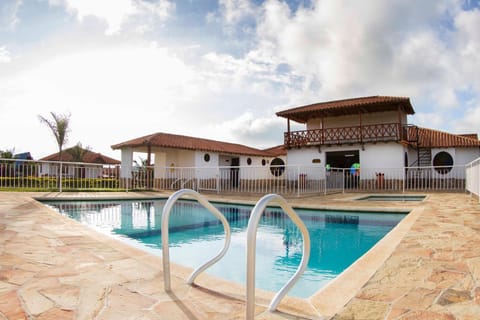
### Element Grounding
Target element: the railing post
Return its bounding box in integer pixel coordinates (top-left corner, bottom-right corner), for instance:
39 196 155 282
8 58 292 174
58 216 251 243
324 166 327 195
478 161 480 203
297 166 300 197
59 161 63 192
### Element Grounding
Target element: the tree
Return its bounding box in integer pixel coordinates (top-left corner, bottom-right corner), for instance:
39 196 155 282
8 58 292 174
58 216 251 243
38 112 71 162
0 148 14 159
67 142 90 162
38 112 71 190
67 142 90 179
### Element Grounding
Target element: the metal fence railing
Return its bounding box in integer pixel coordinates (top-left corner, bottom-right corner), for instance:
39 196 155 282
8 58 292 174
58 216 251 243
0 158 119 191
466 157 480 202
0 158 472 194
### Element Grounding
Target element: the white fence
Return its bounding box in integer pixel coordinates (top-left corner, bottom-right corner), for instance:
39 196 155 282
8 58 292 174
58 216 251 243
466 157 480 202
0 158 470 194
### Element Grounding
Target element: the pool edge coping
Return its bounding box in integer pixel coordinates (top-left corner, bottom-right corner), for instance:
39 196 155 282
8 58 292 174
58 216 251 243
308 205 424 318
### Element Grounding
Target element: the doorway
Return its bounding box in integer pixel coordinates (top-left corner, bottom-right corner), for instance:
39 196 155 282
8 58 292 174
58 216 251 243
326 150 359 168
326 150 360 189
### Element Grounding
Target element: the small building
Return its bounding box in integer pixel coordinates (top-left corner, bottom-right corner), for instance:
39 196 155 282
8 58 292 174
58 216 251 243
39 148 120 178
111 132 286 191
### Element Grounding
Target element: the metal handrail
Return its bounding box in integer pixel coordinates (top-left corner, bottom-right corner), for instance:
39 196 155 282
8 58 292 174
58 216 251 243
245 194 311 318
161 189 231 291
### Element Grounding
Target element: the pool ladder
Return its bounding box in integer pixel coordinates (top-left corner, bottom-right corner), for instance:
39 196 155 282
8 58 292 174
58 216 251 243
161 189 311 319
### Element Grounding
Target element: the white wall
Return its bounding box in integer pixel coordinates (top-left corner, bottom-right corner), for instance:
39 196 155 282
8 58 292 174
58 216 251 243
287 148 325 166
195 151 219 168
154 152 166 179
120 148 133 178
164 149 195 167
287 143 406 168
286 142 406 180
450 148 480 166
361 143 405 169
306 111 408 130
285 147 325 180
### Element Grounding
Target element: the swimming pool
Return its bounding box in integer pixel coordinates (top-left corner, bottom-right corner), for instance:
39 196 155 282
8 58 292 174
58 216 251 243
43 198 406 298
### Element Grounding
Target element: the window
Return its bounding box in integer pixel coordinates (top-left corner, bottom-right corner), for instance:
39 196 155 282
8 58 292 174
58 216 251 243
270 158 285 177
261 159 266 166
204 153 210 162
247 158 252 165
433 151 453 174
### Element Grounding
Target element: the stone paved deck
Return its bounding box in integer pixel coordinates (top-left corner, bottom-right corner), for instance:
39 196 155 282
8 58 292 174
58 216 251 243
0 192 479 319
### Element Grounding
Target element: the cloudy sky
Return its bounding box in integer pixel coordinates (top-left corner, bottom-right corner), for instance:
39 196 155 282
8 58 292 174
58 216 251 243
1 0 480 159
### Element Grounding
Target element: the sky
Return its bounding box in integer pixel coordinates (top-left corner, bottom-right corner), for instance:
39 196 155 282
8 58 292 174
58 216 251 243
1 0 480 160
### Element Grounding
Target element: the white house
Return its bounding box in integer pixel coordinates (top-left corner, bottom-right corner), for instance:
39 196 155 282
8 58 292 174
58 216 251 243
111 132 287 190
40 147 120 179
276 96 480 188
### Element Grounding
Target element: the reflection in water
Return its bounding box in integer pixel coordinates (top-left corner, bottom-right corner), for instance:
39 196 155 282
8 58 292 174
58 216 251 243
44 199 405 298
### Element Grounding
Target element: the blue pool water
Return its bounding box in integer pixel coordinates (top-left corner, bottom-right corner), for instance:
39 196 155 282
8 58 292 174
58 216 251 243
43 199 406 298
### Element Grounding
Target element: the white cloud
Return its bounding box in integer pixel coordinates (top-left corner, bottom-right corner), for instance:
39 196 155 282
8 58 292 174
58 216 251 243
211 112 286 148
50 0 174 35
218 0 256 25
411 112 446 130
0 47 12 63
0 0 22 30
453 96 480 134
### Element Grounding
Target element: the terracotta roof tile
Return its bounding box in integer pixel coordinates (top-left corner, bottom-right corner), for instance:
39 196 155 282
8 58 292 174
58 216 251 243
111 132 277 157
41 148 120 164
263 145 287 156
458 133 478 140
276 96 414 123
409 127 480 148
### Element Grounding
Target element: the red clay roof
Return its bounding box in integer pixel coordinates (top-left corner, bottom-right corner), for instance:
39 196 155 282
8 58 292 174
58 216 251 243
263 145 287 156
410 127 480 148
111 132 278 157
458 133 479 140
276 96 415 123
41 148 120 164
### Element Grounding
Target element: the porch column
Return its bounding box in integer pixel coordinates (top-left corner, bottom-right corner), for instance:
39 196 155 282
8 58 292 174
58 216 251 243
120 148 133 189
120 148 133 178
146 143 152 189
321 117 324 144
286 118 291 147
154 152 166 179
359 112 363 144
397 105 402 140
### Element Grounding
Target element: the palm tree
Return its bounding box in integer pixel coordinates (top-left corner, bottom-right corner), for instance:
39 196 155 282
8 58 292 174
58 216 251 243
38 112 71 190
38 112 71 162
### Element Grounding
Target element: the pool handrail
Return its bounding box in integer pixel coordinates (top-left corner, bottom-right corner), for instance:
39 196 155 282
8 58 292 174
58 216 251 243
246 194 311 318
161 189 232 291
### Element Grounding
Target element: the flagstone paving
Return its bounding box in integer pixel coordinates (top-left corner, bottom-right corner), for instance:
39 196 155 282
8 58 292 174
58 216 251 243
0 191 479 319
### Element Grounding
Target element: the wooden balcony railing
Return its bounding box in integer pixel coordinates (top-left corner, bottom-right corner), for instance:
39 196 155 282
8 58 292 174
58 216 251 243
284 123 405 148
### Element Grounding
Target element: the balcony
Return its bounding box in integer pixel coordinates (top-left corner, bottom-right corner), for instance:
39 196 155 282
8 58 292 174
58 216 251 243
284 123 406 148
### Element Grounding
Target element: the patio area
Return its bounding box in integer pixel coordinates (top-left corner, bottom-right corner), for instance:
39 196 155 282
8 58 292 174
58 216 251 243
0 191 479 319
